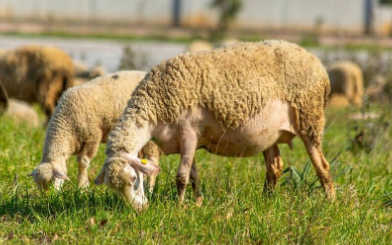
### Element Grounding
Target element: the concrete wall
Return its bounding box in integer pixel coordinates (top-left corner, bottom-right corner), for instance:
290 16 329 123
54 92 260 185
0 0 391 34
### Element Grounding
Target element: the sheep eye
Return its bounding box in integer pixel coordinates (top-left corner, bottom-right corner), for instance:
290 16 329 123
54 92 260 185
130 176 137 183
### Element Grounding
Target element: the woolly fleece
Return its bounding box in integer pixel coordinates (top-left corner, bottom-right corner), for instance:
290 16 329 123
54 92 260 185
107 40 330 156
36 71 161 187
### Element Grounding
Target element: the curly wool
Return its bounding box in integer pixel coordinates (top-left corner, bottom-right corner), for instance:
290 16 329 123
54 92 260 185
328 61 363 107
105 157 128 188
0 45 75 117
42 71 147 163
109 40 330 153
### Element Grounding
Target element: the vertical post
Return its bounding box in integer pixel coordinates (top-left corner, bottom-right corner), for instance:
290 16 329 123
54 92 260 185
364 0 374 35
172 0 181 27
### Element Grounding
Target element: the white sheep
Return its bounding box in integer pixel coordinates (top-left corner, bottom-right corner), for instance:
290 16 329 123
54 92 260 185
185 40 213 54
30 71 161 191
95 40 334 212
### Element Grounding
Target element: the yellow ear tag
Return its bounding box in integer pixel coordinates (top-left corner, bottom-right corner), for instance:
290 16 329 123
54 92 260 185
140 159 148 164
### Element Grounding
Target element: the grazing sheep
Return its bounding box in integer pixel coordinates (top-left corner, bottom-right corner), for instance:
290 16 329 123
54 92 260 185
327 61 364 107
185 40 213 54
0 45 75 119
95 40 334 212
0 82 39 127
215 38 239 48
74 60 106 80
328 94 350 108
30 71 161 191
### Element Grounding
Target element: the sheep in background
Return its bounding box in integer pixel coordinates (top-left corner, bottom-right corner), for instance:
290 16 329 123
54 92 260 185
215 38 239 48
0 45 75 120
185 40 213 54
0 82 39 127
30 71 161 191
327 61 364 107
95 40 334 211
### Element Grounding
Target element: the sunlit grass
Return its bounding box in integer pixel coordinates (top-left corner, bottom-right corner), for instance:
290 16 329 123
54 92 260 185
0 106 391 244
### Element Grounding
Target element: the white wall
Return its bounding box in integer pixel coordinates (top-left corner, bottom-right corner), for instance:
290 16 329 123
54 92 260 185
1 0 391 34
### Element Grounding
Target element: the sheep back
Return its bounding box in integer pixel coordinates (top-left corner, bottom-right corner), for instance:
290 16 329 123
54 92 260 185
122 40 330 147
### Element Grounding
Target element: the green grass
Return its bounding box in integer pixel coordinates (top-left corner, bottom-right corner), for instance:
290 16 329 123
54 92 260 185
0 106 392 244
0 31 196 44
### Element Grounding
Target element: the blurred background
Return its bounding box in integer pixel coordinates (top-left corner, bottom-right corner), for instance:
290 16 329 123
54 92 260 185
1 0 392 109
0 0 392 71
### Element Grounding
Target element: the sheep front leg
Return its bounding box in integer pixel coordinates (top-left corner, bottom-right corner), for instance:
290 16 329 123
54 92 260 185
77 142 100 189
263 145 284 194
301 136 335 200
176 133 198 205
77 156 91 189
190 159 203 207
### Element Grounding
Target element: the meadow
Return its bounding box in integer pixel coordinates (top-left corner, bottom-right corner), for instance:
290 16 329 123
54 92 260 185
0 104 391 244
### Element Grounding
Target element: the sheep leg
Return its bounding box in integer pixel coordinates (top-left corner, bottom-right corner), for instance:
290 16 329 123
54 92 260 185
77 155 91 188
77 142 100 189
176 132 198 205
139 141 161 193
263 145 284 195
301 136 335 200
190 159 203 207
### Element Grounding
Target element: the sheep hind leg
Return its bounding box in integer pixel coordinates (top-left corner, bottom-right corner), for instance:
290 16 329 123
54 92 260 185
190 159 203 207
263 145 284 195
301 136 335 200
176 131 198 205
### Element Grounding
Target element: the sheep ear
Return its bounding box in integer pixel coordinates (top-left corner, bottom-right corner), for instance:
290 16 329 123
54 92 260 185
130 158 161 176
94 166 107 185
28 170 35 177
53 168 70 181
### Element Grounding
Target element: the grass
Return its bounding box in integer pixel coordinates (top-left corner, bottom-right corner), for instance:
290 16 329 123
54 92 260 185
0 31 196 44
0 105 392 244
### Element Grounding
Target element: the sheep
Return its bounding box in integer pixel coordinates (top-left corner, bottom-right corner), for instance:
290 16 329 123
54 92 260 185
327 61 364 107
94 40 334 212
30 71 161 192
215 38 240 48
185 40 213 54
0 45 75 120
0 82 39 127
328 94 350 108
74 60 106 80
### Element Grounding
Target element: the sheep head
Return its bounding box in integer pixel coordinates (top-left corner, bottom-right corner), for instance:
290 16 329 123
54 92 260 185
94 154 161 212
29 163 70 191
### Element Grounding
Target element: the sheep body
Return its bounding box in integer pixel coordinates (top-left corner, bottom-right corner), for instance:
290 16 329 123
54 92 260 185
0 45 75 118
327 61 364 107
97 40 334 210
110 40 329 154
31 70 161 190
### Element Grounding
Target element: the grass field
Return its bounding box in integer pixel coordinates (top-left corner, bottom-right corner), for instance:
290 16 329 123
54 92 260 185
0 105 391 244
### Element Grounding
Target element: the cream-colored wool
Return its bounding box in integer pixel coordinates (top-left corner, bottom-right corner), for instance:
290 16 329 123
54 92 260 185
328 94 350 108
327 61 364 107
107 40 330 157
32 71 161 189
186 40 214 54
0 45 75 118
